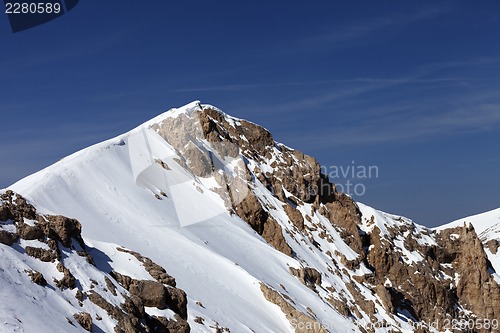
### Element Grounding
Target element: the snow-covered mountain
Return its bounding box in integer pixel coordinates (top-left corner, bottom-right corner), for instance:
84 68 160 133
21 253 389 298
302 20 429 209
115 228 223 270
1 101 499 333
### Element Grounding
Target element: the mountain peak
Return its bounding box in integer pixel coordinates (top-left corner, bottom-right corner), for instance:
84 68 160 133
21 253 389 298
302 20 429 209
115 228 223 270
144 100 225 128
3 102 500 333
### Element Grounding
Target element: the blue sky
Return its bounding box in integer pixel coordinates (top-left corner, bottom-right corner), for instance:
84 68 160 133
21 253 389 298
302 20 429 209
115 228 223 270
1 1 499 227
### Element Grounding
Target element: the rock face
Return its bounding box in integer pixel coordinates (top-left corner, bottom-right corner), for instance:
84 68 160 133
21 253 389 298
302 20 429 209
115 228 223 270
152 105 500 332
73 312 92 332
28 270 47 286
437 225 500 322
111 271 188 319
234 191 293 256
290 267 322 291
0 229 17 245
260 283 328 333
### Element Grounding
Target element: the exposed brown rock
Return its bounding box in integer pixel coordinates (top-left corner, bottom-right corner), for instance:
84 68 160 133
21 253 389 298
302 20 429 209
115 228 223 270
284 204 305 230
183 143 212 177
73 312 92 332
148 314 190 333
25 246 58 262
43 215 84 248
110 270 133 289
17 221 44 240
122 294 146 319
238 120 274 157
164 286 188 320
375 284 394 314
324 193 363 255
261 218 293 257
486 239 499 254
437 225 500 324
116 247 176 287
0 191 37 221
129 279 169 309
111 270 188 320
290 267 322 291
260 283 327 333
105 276 117 296
55 262 76 289
355 220 500 332
77 250 96 266
75 289 84 302
0 229 17 245
235 191 292 256
1 191 190 332
88 290 143 333
0 192 86 257
0 204 12 221
326 295 351 317
365 226 455 324
27 270 47 286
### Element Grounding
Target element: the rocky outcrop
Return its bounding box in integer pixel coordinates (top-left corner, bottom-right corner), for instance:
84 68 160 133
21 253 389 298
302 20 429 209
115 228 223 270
147 315 191 333
27 270 47 286
0 190 84 250
25 246 58 262
111 270 188 320
116 247 177 287
88 290 146 333
17 221 44 240
284 204 305 230
486 239 499 254
43 215 84 248
260 283 328 333
55 262 76 289
234 191 293 256
73 312 92 332
352 221 500 332
290 267 322 291
88 273 189 333
0 229 17 245
436 225 500 323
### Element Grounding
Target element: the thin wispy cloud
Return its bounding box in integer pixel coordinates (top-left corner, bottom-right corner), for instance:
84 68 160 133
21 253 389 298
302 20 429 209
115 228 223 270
232 56 500 117
284 98 500 149
173 77 468 93
0 28 133 76
231 56 500 150
307 7 447 45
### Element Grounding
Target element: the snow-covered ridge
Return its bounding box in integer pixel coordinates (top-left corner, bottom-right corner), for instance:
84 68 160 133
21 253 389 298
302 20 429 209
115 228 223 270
437 207 500 240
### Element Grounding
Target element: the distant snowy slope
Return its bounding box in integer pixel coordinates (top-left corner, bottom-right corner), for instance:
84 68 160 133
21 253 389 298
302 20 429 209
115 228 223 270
438 208 500 240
